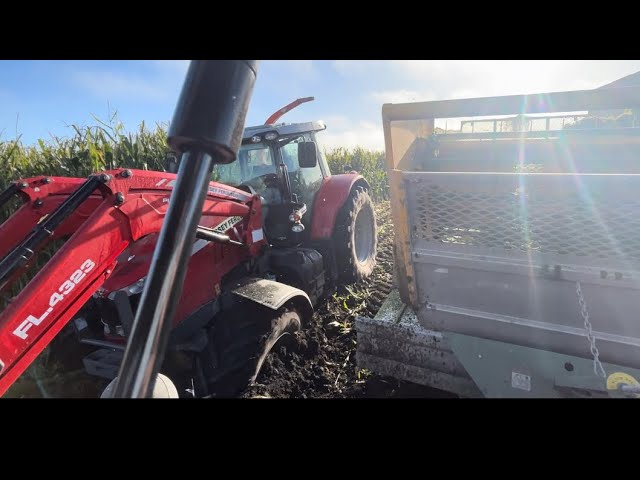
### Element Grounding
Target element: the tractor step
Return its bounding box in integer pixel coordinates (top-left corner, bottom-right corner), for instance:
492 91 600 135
82 348 123 380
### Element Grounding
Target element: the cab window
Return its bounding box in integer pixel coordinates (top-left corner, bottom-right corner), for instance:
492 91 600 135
281 134 324 201
214 144 276 188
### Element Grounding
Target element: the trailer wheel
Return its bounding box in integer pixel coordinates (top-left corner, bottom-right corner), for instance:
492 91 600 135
204 301 302 397
334 186 377 284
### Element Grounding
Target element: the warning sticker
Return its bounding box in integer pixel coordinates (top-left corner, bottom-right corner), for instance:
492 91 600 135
511 372 531 391
252 228 264 242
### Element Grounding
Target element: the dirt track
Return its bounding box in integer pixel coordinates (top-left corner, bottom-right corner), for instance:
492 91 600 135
6 202 449 398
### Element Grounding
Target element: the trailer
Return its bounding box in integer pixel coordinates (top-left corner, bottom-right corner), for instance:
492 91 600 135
356 85 640 398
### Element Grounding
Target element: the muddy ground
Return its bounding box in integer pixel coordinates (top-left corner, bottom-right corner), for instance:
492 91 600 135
5 201 450 398
242 201 450 398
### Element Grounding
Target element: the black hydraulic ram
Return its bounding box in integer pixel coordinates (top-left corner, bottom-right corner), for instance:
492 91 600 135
0 175 104 291
112 60 258 398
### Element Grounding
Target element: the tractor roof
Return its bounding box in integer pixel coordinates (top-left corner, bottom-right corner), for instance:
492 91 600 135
242 120 326 143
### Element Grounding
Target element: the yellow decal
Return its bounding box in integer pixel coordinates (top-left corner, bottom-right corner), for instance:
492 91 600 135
607 372 640 398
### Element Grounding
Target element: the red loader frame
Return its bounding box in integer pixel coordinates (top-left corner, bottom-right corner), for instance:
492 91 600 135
0 168 264 396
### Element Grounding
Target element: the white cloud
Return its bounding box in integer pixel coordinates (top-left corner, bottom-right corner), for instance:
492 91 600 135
150 60 315 78
320 119 384 151
73 71 168 101
386 60 640 97
331 60 640 151
370 89 436 104
337 60 640 98
67 60 640 154
264 60 316 78
153 60 312 77
321 114 353 130
332 60 381 76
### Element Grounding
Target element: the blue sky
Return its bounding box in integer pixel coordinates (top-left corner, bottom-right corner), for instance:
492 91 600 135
2 60 640 150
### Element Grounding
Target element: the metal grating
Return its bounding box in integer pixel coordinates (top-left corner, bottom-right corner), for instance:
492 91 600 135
411 177 640 261
456 112 636 135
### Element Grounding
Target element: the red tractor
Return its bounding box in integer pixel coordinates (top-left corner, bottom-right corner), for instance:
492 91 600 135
0 67 378 397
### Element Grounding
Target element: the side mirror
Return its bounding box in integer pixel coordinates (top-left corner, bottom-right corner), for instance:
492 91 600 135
298 142 318 168
165 153 179 173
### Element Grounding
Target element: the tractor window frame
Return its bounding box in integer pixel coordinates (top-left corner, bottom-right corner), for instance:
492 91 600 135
280 134 324 195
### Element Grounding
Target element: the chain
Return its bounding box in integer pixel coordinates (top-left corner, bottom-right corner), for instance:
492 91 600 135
576 281 607 378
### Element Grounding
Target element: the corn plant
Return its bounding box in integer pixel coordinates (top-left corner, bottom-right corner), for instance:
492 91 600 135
0 114 173 311
325 147 388 202
0 112 171 192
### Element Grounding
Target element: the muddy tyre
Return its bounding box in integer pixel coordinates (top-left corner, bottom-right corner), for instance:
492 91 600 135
204 301 302 397
334 186 378 284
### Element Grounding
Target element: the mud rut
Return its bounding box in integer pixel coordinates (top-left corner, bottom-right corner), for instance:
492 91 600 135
242 202 449 398
5 202 449 398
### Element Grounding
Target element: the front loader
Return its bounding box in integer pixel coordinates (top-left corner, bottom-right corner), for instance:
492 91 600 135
356 84 640 398
0 61 378 398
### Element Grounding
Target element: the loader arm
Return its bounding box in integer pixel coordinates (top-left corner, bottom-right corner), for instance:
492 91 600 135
0 177 105 295
0 168 259 397
0 173 256 296
0 176 92 259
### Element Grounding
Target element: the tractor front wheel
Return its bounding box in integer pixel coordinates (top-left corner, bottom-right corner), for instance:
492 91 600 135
334 186 378 284
203 301 302 397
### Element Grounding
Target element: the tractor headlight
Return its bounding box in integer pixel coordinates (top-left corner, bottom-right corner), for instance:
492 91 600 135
264 132 278 141
250 135 262 143
292 223 305 233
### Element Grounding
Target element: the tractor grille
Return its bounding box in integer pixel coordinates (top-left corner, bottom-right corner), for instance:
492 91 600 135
407 172 640 262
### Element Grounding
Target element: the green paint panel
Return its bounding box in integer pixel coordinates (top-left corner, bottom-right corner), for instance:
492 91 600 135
448 333 640 398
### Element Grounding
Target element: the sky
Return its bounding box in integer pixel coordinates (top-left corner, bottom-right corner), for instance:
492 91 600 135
2 60 640 151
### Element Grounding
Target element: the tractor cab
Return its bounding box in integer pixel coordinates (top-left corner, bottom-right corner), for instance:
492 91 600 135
214 120 330 246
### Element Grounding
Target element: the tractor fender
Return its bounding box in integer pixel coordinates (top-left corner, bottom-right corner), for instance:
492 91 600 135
310 173 370 239
231 277 313 318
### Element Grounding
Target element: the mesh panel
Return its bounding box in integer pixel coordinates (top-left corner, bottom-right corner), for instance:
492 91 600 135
411 177 640 261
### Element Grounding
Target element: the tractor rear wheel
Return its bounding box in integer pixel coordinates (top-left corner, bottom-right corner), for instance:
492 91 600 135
334 186 378 284
203 301 302 397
